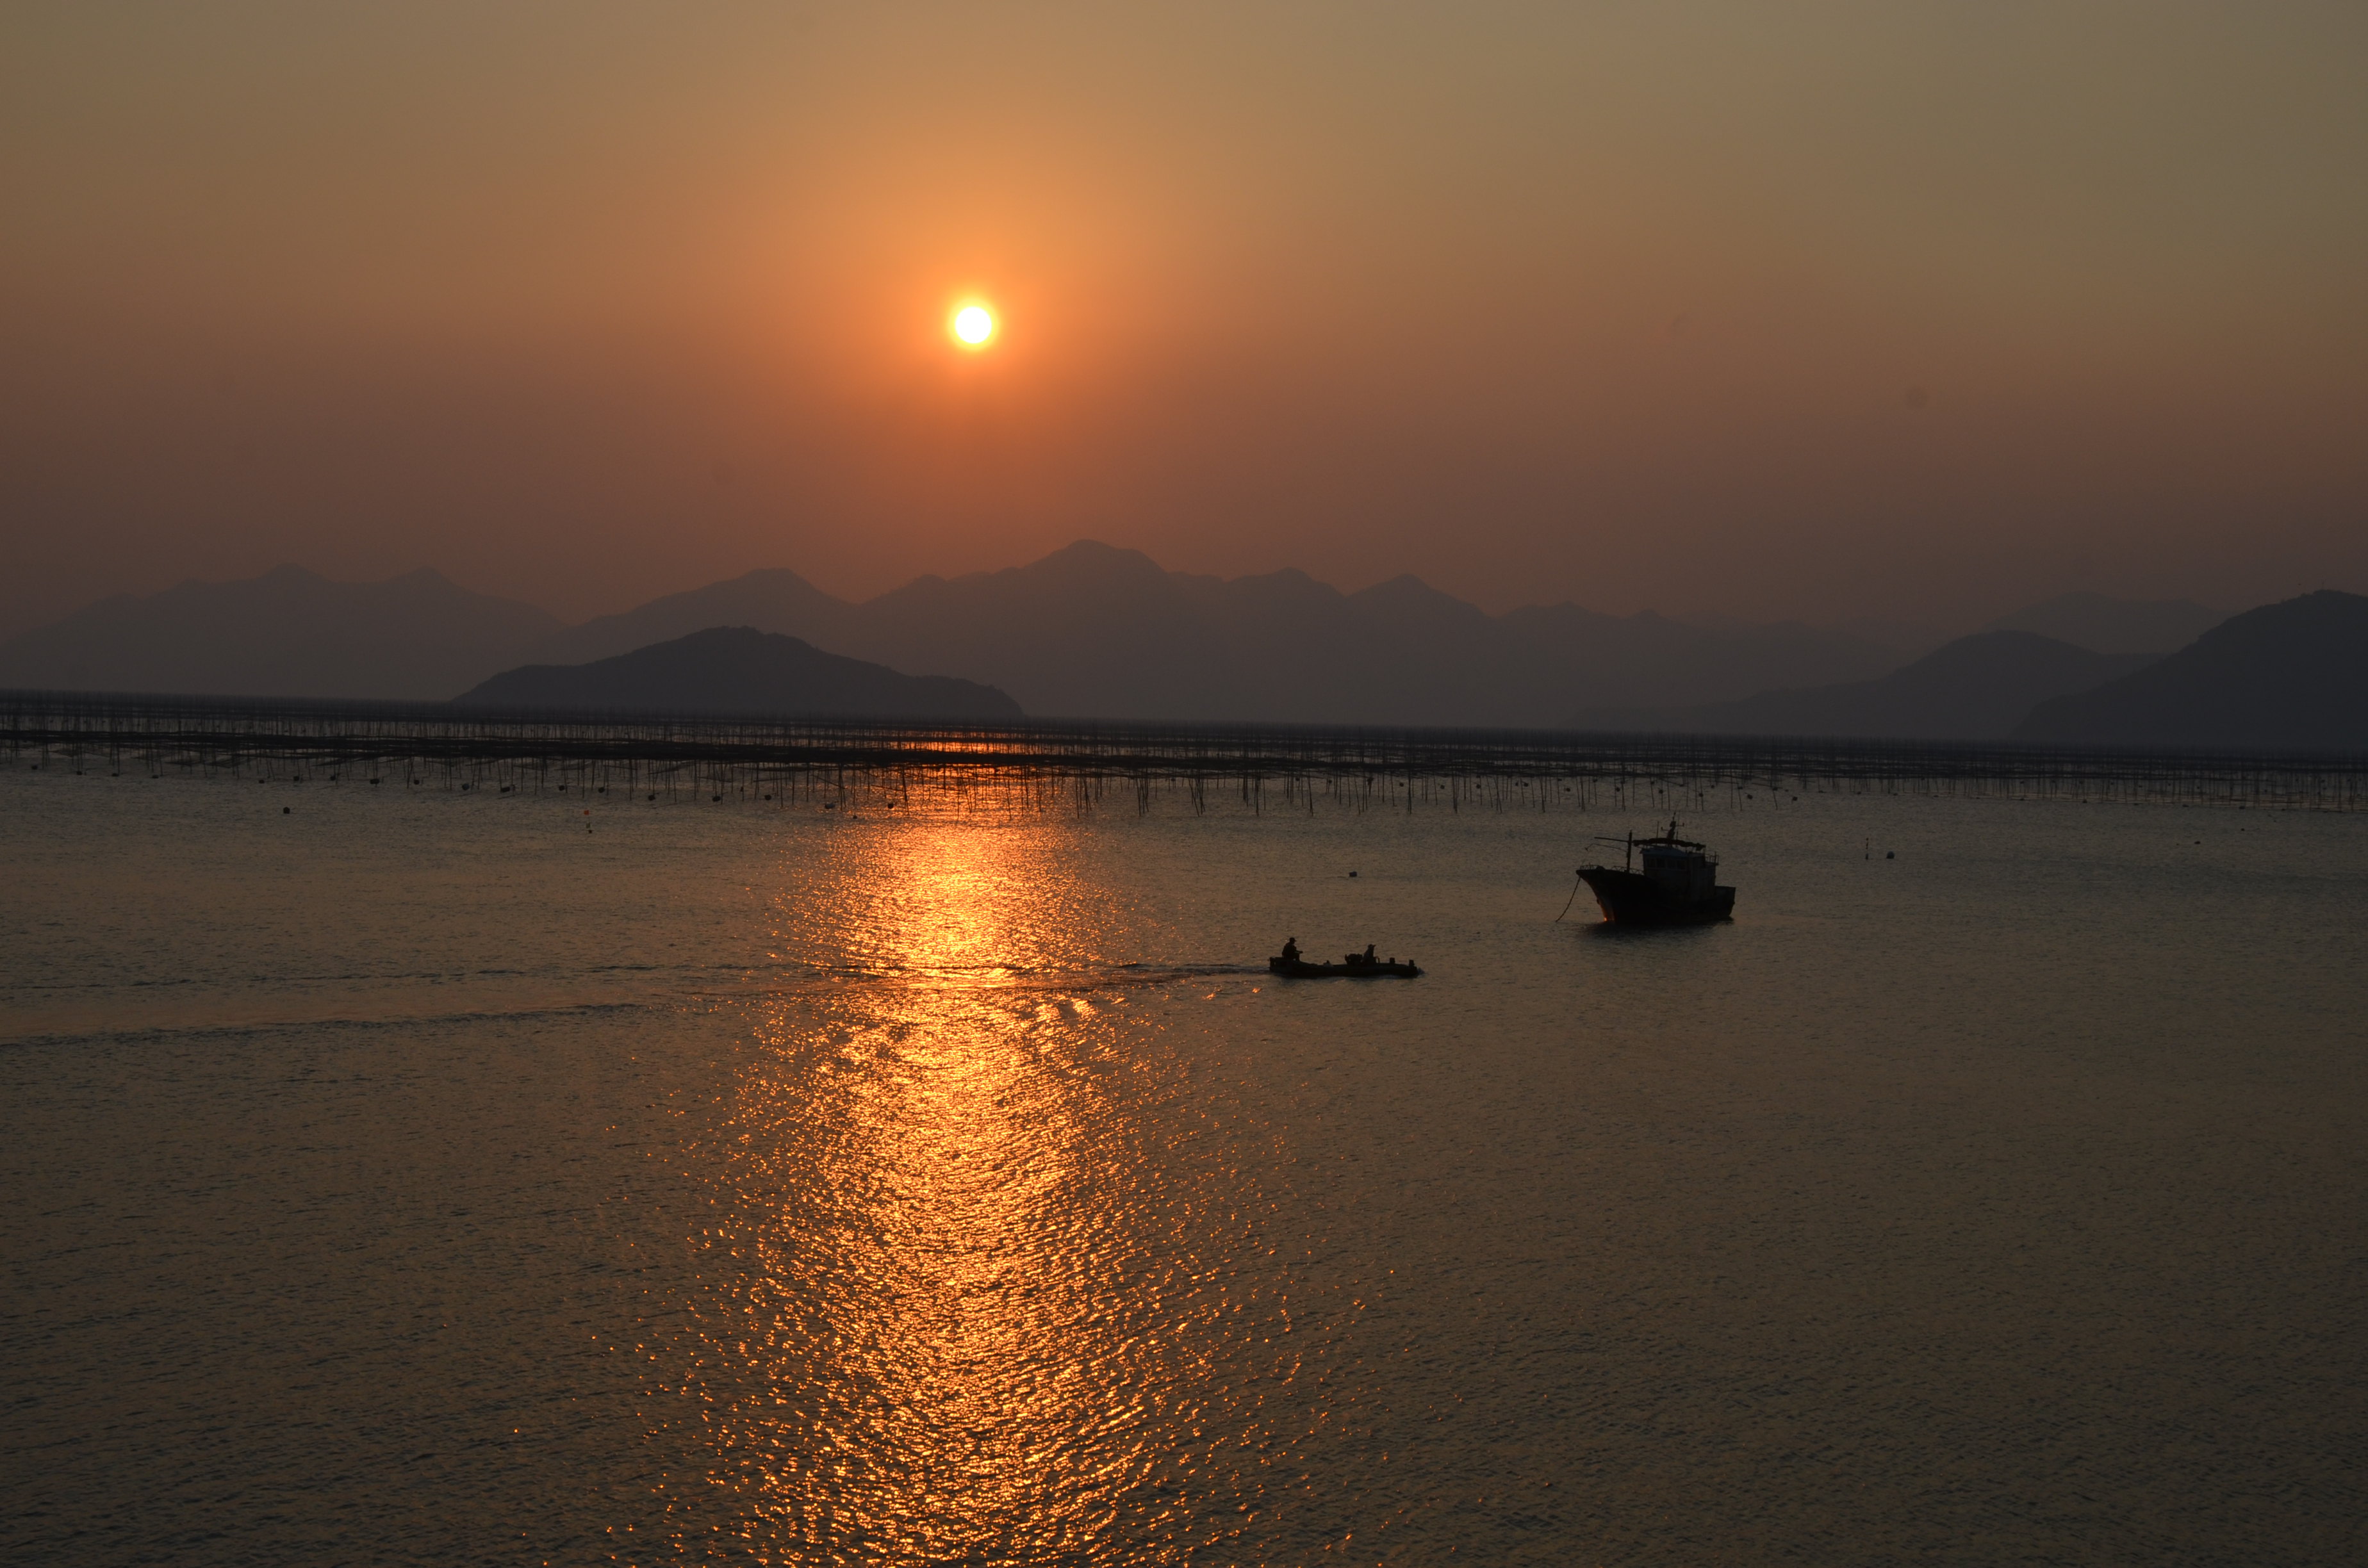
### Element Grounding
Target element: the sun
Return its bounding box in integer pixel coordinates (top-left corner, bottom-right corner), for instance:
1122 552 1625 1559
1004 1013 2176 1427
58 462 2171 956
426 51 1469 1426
951 303 996 348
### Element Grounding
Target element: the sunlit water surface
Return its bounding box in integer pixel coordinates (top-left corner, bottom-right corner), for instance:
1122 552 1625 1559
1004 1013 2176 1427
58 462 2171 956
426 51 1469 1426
4 771 2364 1565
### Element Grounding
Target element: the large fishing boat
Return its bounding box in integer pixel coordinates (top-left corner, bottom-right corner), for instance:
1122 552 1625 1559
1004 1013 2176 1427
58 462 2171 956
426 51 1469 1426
1577 821 1736 926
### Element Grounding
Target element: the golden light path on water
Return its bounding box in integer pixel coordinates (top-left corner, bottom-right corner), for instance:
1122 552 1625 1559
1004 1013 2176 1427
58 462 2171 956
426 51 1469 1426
646 816 1313 1563
9 776 2368 1565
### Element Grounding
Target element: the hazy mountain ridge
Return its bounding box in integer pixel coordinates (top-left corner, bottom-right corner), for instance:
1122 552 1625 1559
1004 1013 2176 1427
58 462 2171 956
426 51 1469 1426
1979 592 2224 657
667 543 1907 726
1501 601 1905 713
455 627 1022 721
525 569 857 669
2014 591 2368 749
0 565 559 701
1572 632 2158 739
0 543 2265 729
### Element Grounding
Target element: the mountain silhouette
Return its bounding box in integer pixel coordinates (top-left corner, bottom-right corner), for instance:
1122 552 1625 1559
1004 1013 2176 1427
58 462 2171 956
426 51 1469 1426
1572 631 2156 739
524 569 856 667
1502 600 1905 714
844 542 1229 718
830 543 1902 724
1979 591 2224 655
19 543 2240 730
454 626 1022 720
2014 590 2368 748
508 540 1903 725
0 565 559 699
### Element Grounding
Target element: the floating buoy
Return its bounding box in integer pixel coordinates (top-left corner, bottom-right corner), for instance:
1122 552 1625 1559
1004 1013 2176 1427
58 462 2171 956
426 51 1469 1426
1348 870 1359 878
283 806 291 813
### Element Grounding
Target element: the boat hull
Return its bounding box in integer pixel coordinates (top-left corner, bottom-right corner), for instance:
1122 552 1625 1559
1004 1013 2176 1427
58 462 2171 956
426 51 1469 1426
1268 958 1422 978
1577 868 1736 926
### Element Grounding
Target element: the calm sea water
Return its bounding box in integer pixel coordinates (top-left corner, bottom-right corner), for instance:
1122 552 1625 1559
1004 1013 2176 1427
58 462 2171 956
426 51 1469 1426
4 768 2365 1565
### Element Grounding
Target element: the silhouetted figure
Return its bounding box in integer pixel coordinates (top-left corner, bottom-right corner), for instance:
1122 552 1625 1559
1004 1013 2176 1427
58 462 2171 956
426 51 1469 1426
1280 937 1301 963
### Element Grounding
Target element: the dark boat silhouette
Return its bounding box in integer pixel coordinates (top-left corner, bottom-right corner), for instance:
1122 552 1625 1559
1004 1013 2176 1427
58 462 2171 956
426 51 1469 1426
1268 940 1421 978
1577 821 1736 926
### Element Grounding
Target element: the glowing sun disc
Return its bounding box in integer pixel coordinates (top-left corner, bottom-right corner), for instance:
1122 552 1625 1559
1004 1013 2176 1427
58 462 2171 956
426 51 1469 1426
953 304 995 346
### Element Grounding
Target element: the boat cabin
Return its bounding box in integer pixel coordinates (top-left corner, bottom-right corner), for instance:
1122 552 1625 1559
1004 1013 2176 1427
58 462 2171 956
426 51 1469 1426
1640 840 1718 899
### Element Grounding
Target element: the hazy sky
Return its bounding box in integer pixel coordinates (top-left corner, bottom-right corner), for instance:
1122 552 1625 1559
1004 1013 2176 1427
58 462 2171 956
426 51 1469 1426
4 2 2365 637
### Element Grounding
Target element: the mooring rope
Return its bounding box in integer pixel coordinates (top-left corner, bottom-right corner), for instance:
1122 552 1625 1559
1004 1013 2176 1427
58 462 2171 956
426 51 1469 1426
1554 870 1584 922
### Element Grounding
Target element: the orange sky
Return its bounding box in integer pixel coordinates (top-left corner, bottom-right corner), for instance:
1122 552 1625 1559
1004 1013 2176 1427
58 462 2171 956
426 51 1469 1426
4 2 2365 637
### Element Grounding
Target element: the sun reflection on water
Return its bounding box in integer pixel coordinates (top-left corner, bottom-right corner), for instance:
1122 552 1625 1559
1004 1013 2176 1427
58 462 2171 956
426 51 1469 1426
646 817 1299 1563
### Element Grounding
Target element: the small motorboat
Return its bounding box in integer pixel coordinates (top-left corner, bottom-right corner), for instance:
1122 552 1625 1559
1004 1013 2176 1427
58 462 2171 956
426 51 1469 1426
1577 820 1736 926
1268 940 1421 979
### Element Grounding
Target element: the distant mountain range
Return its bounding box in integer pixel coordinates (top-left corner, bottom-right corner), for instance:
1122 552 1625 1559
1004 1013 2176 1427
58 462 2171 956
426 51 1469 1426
0 542 1909 722
8 543 2335 743
489 542 1917 726
2015 591 2368 749
1978 592 2223 657
1571 631 2157 739
0 565 557 701
454 626 1022 721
